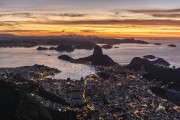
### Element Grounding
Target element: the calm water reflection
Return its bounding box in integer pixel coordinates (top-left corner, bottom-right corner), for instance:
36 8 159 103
0 42 180 79
0 47 96 80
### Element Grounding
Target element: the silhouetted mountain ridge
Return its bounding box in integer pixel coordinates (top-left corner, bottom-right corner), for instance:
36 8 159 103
0 34 149 47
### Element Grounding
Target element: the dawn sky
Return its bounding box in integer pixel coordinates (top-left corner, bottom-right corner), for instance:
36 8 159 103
1 0 180 37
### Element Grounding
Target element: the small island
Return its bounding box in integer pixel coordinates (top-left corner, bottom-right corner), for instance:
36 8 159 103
114 46 119 48
154 43 162 45
50 44 75 52
101 44 113 49
58 55 73 61
36 46 49 50
168 44 177 47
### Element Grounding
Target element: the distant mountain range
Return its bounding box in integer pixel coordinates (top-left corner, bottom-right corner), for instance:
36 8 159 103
0 34 17 39
0 34 149 47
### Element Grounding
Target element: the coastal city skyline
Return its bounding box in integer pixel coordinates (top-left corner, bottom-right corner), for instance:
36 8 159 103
1 0 180 37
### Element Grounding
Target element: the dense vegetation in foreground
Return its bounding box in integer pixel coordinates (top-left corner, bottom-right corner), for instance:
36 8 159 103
0 81 80 120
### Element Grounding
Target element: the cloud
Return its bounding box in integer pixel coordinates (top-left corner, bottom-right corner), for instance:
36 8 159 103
124 8 180 18
0 21 17 26
60 29 65 33
60 28 72 33
0 30 49 33
126 8 180 13
2 17 180 27
151 13 180 18
0 12 86 20
58 13 86 17
80 29 96 33
45 13 87 17
28 19 180 26
0 13 34 18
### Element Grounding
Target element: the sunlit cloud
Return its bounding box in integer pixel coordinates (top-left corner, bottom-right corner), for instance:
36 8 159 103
0 13 34 18
122 8 180 18
126 8 180 13
46 13 87 17
0 21 18 26
3 29 45 32
26 19 180 26
1 1 180 37
151 13 180 18
80 29 96 33
0 12 87 18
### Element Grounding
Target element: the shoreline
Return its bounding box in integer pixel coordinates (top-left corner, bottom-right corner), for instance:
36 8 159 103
0 63 179 119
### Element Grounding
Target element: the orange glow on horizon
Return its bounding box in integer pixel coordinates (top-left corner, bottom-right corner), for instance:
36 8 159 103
1 30 180 38
1 10 180 38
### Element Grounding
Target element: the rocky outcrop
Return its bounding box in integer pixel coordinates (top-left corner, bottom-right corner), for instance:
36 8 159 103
143 56 170 66
58 55 73 61
128 57 180 91
50 44 75 52
58 45 117 66
152 58 170 66
101 44 112 49
168 44 177 47
77 54 116 66
127 57 159 72
76 45 117 66
143 55 156 59
93 45 103 55
37 46 48 50
154 43 162 45
128 57 171 72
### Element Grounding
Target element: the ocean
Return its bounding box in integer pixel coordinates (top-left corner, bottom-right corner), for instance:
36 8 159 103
0 38 179 79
